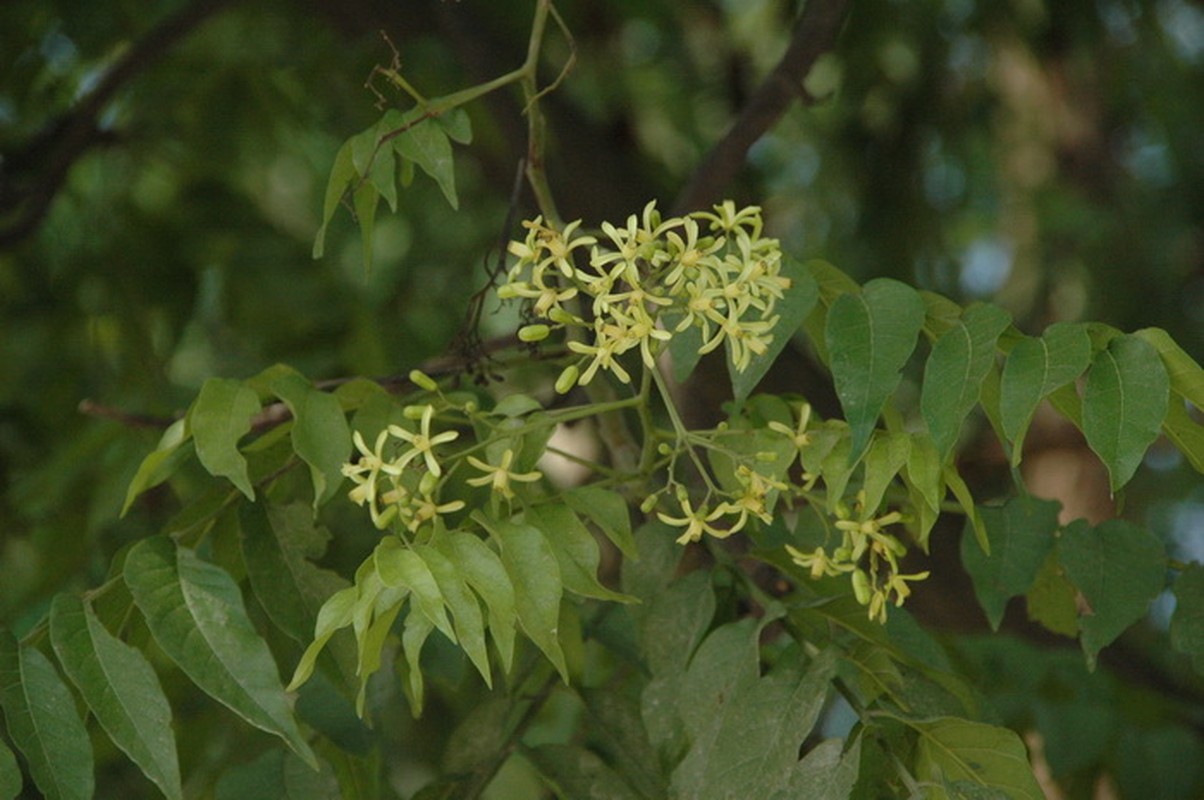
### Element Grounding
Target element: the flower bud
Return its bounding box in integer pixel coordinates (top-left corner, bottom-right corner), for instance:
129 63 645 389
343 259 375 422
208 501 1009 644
548 307 579 325
554 365 580 395
519 324 551 342
497 284 521 300
656 442 673 456
409 369 438 391
851 569 872 605
419 471 439 496
403 404 428 420
639 495 659 514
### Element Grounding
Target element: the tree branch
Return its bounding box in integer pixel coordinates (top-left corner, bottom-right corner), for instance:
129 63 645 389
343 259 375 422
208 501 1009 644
0 0 240 248
671 0 850 215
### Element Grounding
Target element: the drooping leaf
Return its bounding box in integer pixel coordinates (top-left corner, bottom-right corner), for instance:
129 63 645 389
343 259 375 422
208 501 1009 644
393 117 458 209
0 631 93 800
1171 563 1204 674
190 377 261 500
826 278 926 460
434 531 517 674
271 374 351 508
1058 519 1166 666
124 537 317 767
415 543 491 687
374 537 454 641
944 466 987 554
49 594 182 800
861 430 911 515
1082 334 1170 492
526 744 642 800
352 182 380 271
914 717 1043 800
399 611 434 715
999 322 1091 464
436 106 473 144
287 585 358 691
960 497 1061 630
1162 399 1204 474
122 418 190 515
773 735 862 800
921 303 1012 459
564 485 637 559
1136 327 1204 407
476 513 567 680
902 432 943 550
214 748 340 800
729 255 819 404
313 139 355 259
523 506 636 603
0 737 19 800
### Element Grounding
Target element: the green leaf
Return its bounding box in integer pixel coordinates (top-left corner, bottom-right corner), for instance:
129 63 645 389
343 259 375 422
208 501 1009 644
580 687 666 799
191 377 261 500
374 537 454 641
676 649 838 799
999 323 1091 465
902 433 942 550
313 139 355 259
523 506 636 603
1082 334 1170 492
641 570 716 678
1025 550 1079 638
434 532 517 675
48 594 182 800
124 537 317 767
1136 327 1204 407
564 485 637 559
393 117 458 209
415 543 491 687
773 735 861 800
914 717 1043 800
436 107 473 144
1171 563 1204 673
271 374 351 508
0 631 93 800
729 255 818 404
478 515 567 680
1058 519 1166 666
527 744 642 800
960 497 1061 631
861 430 911 515
1162 399 1204 474
921 303 1012 459
122 418 190 515
944 466 986 555
352 183 379 271
0 737 19 800
215 748 340 800
826 278 926 460
400 611 434 714
287 585 358 691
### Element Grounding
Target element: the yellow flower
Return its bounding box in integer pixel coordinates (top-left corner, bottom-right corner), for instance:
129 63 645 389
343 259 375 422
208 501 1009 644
465 448 543 498
657 496 731 544
342 429 404 527
387 405 459 477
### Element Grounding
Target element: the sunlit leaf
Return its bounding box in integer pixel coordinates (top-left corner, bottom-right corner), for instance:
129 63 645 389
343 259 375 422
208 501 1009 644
214 748 340 800
1082 334 1169 492
1162 400 1204 474
564 485 637 559
287 585 358 691
729 255 818 404
960 496 1061 630
122 418 190 516
191 377 261 500
1137 327 1204 407
434 531 517 674
914 717 1043 800
49 594 182 800
921 303 1011 460
0 631 93 800
271 374 351 508
374 537 454 641
1058 519 1166 666
826 278 925 460
124 537 317 767
999 323 1091 465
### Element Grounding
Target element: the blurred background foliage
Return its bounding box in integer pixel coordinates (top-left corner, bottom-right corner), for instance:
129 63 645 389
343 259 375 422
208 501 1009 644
2 0 1204 796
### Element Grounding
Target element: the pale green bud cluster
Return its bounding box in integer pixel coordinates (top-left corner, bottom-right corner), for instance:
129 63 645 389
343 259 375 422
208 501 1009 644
503 201 790 390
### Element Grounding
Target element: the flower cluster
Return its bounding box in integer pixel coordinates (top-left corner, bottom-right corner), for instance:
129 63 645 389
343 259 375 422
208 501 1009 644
501 201 790 391
785 491 930 622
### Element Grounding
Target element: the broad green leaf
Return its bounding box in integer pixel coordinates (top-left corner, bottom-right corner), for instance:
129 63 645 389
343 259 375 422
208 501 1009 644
435 532 517 674
400 611 434 714
914 717 1043 800
944 466 986 554
352 182 379 271
374 537 454 641
215 748 340 800
861 430 911 515
436 106 473 144
415 543 491 687
0 631 93 800
526 744 642 800
641 570 716 678
313 139 355 259
191 377 261 500
678 649 838 799
0 737 18 800
1171 563 1204 673
49 594 182 800
124 537 317 767
902 433 942 550
921 303 1012 459
522 506 636 603
999 323 1091 465
960 497 1061 630
1082 334 1170 492
1025 551 1079 638
122 418 190 515
729 255 818 404
580 687 665 799
287 585 358 691
1058 519 1166 666
271 374 351 508
1163 399 1204 474
920 291 966 338
564 485 637 559
1137 326 1204 407
478 514 567 680
393 118 458 209
773 735 861 800
826 278 925 460
621 521 685 605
